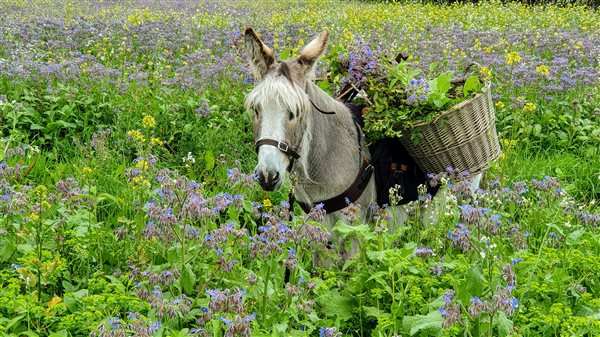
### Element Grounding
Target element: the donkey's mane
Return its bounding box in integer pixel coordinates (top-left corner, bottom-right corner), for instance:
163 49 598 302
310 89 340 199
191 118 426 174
244 65 310 118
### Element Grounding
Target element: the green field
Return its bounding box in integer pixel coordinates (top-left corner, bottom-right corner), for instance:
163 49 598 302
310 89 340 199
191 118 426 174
0 1 599 336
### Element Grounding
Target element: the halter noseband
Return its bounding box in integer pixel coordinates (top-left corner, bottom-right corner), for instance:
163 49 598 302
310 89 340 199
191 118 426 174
254 138 300 171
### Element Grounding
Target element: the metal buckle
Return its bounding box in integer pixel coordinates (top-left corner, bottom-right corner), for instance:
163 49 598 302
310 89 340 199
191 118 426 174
277 141 289 153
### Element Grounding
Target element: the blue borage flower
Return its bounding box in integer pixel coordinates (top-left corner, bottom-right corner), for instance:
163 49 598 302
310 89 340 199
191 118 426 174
319 326 341 337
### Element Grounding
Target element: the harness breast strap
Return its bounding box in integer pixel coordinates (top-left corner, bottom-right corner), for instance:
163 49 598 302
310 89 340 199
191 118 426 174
296 159 374 214
294 108 374 214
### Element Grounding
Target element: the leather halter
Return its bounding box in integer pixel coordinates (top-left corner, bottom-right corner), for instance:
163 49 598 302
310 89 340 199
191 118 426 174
254 139 300 171
254 97 373 215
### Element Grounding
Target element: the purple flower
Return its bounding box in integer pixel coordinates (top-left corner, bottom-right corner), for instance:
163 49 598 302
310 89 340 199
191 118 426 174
319 326 341 337
414 246 435 258
219 317 233 326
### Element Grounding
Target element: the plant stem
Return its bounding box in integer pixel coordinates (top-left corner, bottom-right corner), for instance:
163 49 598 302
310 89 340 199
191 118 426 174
261 259 272 328
36 203 43 303
474 316 480 337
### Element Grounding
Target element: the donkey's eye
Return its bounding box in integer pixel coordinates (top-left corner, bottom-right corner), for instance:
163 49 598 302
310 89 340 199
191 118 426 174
288 111 295 121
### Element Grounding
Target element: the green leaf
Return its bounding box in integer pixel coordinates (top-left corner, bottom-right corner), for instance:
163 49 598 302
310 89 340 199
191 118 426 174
0 237 16 262
47 120 77 129
402 310 443 336
333 222 374 240
429 61 439 73
204 150 215 171
317 290 354 321
432 71 454 94
280 49 291 60
181 263 196 294
317 79 331 92
97 192 125 207
566 228 586 246
428 91 450 109
4 313 26 331
494 311 514 336
64 289 88 312
48 330 69 337
273 322 288 335
363 306 391 320
463 75 482 97
459 266 484 304
366 249 394 262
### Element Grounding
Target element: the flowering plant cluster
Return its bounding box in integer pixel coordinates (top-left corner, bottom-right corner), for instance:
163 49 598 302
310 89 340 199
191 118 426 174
0 1 598 337
364 61 486 140
327 45 486 140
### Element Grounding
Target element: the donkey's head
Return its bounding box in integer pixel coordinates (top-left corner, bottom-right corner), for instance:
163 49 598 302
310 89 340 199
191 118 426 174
244 28 328 191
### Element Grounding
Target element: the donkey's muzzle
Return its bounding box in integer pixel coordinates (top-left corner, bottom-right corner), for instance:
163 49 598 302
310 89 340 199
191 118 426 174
255 169 280 191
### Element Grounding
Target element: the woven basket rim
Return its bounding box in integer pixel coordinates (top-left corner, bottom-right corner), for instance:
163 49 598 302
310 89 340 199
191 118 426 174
408 80 492 128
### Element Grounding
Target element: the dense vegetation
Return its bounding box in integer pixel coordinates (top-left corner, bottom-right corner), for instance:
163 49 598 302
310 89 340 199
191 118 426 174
363 0 599 9
0 1 598 336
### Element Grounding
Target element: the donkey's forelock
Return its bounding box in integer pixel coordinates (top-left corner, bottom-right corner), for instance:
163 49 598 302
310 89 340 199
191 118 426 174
244 62 311 117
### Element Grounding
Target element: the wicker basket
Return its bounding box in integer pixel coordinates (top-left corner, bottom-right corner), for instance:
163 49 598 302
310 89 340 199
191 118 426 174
398 82 501 175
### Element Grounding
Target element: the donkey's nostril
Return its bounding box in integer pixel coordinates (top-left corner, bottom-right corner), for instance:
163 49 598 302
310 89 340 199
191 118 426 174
272 171 280 183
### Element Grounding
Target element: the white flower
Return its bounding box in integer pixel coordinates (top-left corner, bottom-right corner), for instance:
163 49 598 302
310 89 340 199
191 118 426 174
182 152 196 164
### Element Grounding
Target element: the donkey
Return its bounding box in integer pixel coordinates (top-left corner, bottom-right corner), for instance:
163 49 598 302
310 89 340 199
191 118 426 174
244 28 483 243
244 28 377 232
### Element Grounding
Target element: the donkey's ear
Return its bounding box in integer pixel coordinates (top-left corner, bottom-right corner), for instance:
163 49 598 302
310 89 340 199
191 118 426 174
298 30 328 75
245 28 274 80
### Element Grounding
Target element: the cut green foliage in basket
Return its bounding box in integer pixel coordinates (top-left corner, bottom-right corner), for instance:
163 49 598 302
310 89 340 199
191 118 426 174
360 61 487 141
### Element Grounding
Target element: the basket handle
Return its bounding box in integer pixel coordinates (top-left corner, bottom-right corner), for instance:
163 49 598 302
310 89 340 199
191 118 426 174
450 62 482 85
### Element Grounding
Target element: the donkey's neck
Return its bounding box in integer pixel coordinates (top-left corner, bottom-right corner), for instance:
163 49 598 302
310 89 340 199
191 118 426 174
293 82 366 205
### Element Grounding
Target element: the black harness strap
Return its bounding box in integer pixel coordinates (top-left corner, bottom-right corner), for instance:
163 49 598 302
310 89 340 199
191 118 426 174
309 98 336 115
294 105 374 214
296 160 374 214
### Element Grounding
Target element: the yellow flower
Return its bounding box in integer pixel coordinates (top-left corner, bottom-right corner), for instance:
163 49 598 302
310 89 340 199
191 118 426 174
502 139 517 147
495 101 505 109
263 199 272 208
523 102 537 112
150 137 162 146
135 160 149 171
33 185 48 198
479 66 492 80
536 64 549 76
30 214 40 221
82 166 93 175
141 115 156 129
130 175 150 189
47 296 62 308
127 129 146 143
505 52 521 65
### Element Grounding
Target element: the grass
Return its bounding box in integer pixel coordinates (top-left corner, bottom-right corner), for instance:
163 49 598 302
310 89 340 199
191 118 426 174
0 1 598 336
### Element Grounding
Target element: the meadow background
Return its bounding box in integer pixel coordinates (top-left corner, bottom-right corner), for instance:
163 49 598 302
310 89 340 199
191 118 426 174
0 0 599 336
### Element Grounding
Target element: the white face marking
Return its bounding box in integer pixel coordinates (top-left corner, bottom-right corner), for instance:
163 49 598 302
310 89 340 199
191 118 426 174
255 99 290 189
